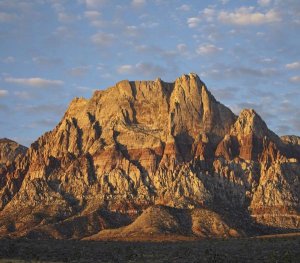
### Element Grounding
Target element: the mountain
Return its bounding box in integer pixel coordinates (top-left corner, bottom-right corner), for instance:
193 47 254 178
0 138 27 166
85 205 240 241
0 138 27 210
0 73 299 240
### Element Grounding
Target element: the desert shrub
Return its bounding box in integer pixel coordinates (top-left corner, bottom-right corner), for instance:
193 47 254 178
6 221 16 232
281 250 292 263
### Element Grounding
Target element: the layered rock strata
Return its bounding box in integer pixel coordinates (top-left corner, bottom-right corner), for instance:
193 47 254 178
0 73 299 239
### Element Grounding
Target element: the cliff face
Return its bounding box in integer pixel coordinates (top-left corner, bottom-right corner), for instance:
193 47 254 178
0 138 27 166
0 139 27 210
0 73 299 239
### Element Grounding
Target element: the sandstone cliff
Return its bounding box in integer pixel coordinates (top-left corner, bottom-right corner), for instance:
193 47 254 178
0 138 27 166
0 139 27 211
0 73 299 239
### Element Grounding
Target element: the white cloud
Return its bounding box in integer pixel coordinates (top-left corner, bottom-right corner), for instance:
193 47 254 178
203 65 278 80
290 76 300 83
14 91 32 99
125 25 140 36
91 32 115 46
68 66 90 77
196 44 223 55
117 65 134 74
258 0 271 6
82 0 106 9
22 104 66 115
32 56 63 66
52 26 74 39
84 11 104 27
57 12 78 23
187 17 201 28
260 57 275 64
177 43 187 53
50 2 78 23
0 12 17 22
256 31 265 37
219 7 281 25
75 86 96 92
220 0 230 4
140 21 159 28
50 1 64 13
0 89 8 97
286 62 300 70
27 118 58 128
177 4 190 11
2 56 15 63
5 77 64 88
136 62 166 77
202 8 215 22
186 8 216 27
176 43 191 58
117 62 165 77
132 0 146 8
84 11 101 20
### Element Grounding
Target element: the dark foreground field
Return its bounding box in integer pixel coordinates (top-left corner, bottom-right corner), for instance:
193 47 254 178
0 235 300 263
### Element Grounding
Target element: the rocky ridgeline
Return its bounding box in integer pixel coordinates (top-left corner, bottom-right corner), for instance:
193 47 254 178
0 73 299 240
0 138 28 210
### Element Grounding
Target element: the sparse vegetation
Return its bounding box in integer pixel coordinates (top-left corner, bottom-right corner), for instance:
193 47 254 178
0 235 299 263
5 221 16 233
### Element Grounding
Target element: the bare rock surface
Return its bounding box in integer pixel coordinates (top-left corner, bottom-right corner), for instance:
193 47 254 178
0 138 27 211
0 138 27 166
281 135 300 146
0 73 299 240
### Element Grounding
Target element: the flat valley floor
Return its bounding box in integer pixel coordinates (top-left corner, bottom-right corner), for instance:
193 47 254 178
0 234 300 262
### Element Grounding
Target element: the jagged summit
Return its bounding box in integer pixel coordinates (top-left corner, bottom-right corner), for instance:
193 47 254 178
0 138 27 166
281 135 300 146
0 74 299 240
0 138 15 143
232 109 269 138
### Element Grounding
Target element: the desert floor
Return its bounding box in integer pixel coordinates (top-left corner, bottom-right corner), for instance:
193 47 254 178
0 234 300 262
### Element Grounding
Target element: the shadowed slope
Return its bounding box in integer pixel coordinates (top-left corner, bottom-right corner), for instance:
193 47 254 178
86 205 241 241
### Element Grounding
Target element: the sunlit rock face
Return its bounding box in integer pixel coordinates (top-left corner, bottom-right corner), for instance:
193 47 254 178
0 73 299 239
0 138 27 166
0 139 27 210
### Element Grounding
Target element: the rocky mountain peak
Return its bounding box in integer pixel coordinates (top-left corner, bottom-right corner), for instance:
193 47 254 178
231 109 269 139
281 135 300 146
0 74 299 240
0 138 27 166
215 108 280 161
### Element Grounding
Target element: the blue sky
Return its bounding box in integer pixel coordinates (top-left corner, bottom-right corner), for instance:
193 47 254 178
0 0 300 146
